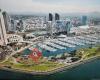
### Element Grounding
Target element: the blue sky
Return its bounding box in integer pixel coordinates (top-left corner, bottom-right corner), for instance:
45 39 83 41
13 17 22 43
0 0 100 13
33 0 100 5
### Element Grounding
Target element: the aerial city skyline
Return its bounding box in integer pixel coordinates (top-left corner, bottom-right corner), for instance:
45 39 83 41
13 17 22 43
0 0 100 80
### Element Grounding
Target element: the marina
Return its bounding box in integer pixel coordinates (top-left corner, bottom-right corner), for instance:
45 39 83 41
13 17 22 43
0 57 100 80
51 40 76 48
0 2 100 79
44 42 66 49
37 43 57 52
58 38 85 46
23 34 100 57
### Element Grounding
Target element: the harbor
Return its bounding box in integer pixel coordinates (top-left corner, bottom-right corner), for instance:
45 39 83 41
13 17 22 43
0 2 100 79
0 56 100 80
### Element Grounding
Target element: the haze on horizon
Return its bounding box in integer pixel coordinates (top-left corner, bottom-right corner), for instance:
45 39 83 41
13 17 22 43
0 0 100 14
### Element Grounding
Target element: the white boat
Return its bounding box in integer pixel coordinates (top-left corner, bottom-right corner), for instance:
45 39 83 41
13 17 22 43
59 39 85 46
44 42 66 49
38 43 57 52
51 40 76 48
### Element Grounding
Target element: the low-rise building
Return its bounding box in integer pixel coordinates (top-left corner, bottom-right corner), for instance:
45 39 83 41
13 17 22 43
7 34 23 43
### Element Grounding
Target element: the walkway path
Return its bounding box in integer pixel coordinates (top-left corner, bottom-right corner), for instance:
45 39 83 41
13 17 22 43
0 43 34 63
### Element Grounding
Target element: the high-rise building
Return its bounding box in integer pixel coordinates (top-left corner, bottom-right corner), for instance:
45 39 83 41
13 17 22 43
2 11 11 32
90 18 100 26
10 19 15 31
19 19 23 30
49 13 53 21
55 20 71 34
55 13 60 21
48 13 53 36
0 9 8 45
65 21 72 34
82 16 87 25
47 21 53 36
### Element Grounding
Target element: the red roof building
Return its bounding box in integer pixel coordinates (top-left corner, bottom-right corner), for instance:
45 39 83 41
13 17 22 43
28 48 42 62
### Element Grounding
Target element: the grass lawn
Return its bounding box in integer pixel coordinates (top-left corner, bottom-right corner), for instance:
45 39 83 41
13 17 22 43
1 46 100 72
76 46 100 59
1 58 65 72
12 61 64 72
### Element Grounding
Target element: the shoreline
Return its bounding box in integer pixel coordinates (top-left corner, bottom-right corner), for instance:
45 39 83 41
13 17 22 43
0 55 100 75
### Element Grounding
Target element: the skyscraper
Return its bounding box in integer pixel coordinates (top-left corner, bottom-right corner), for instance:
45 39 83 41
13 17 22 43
2 11 11 32
82 16 87 25
0 9 8 45
55 20 71 34
47 13 53 36
65 21 71 34
49 13 53 21
55 13 60 21
47 21 53 36
19 19 23 30
10 19 15 31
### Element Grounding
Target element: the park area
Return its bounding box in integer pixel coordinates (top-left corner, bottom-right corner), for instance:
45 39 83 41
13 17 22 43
0 46 100 72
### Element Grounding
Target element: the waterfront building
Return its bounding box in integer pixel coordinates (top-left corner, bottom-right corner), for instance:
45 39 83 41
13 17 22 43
28 48 42 62
0 9 8 45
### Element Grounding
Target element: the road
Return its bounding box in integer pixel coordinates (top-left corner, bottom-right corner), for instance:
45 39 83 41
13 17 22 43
0 43 33 63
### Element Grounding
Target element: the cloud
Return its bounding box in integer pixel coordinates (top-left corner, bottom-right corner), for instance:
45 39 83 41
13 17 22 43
0 0 100 13
0 0 33 12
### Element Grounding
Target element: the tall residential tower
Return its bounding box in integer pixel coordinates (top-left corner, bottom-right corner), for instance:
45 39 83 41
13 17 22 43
0 9 8 46
55 13 60 21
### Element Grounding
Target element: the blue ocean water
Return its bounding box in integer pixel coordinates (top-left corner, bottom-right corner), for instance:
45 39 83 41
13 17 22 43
0 58 100 80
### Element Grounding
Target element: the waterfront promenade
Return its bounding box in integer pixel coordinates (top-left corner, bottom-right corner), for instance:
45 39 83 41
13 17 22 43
0 55 100 75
